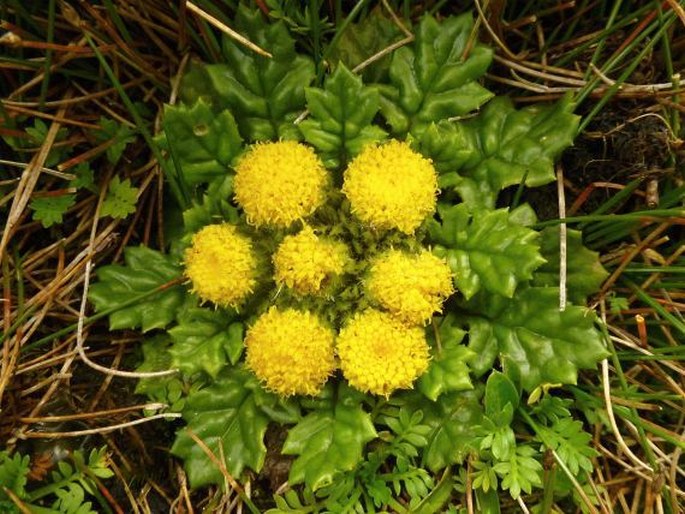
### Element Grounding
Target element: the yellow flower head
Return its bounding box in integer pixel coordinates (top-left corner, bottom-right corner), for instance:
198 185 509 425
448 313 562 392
366 249 454 324
342 140 438 234
184 223 257 308
273 226 350 295
337 309 429 397
245 307 336 396
234 141 328 228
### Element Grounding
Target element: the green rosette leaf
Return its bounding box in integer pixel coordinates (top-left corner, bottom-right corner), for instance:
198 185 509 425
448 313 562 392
88 246 184 332
160 100 242 186
534 227 609 303
299 63 386 168
282 385 377 490
182 175 240 234
183 7 315 141
462 96 578 209
168 306 244 379
171 368 274 487
431 204 546 299
418 315 474 401
464 287 609 391
415 120 479 174
411 391 482 472
377 13 493 137
329 7 406 83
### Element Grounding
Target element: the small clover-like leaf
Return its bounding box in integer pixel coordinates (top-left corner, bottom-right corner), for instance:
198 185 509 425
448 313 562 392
161 100 242 186
25 118 69 167
171 368 273 487
299 63 386 168
378 13 493 137
168 306 243 378
183 7 315 141
418 316 474 401
96 117 135 165
100 176 138 219
68 163 96 193
30 194 75 228
464 287 609 391
534 227 609 304
88 246 184 332
282 385 377 490
431 204 546 299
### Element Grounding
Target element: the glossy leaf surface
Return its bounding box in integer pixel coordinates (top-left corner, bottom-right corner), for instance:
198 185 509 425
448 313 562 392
457 97 578 209
171 368 273 487
168 306 243 378
418 315 474 401
161 100 242 186
465 287 608 391
419 391 482 471
431 204 545 299
282 385 377 490
378 13 493 136
88 246 184 332
182 7 315 141
534 227 608 303
299 64 386 168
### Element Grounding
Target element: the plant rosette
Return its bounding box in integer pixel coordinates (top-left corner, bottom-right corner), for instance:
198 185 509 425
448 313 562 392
89 7 610 511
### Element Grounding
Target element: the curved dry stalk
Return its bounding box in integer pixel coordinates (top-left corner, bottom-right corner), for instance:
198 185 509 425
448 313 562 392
601 357 655 474
74 168 178 379
185 1 272 58
18 412 182 439
551 449 601 514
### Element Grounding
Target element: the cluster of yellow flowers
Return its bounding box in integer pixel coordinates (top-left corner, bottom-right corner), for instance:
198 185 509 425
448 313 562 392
182 140 454 398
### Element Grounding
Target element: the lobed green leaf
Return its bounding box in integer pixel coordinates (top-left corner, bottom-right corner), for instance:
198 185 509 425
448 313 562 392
299 63 386 168
88 246 184 332
182 175 240 234
168 306 243 378
456 96 578 209
182 7 315 141
0 452 30 501
171 368 274 487
534 227 609 304
329 7 407 84
96 117 135 165
464 287 609 391
418 315 474 401
30 194 75 228
100 176 138 219
409 391 482 472
431 204 546 299
378 13 493 137
161 100 242 186
282 385 377 490
537 418 598 475
492 445 542 499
